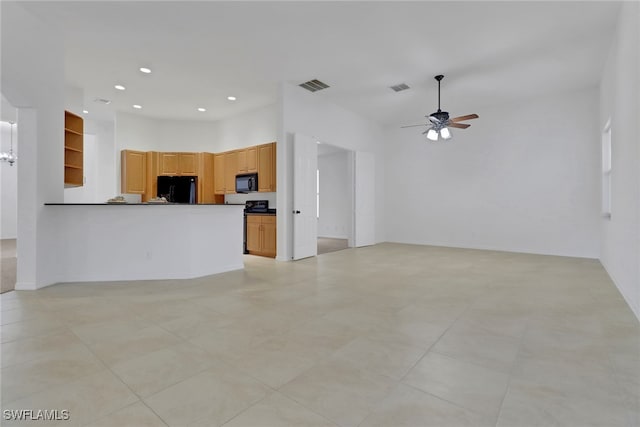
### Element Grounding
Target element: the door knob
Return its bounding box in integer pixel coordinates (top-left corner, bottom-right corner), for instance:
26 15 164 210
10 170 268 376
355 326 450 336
293 210 301 214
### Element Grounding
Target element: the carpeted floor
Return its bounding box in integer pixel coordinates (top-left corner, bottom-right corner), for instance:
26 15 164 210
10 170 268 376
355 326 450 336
317 237 349 255
1 239 17 293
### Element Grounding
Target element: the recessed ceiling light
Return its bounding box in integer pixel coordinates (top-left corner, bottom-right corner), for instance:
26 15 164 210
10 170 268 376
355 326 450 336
197 108 206 112
82 110 89 114
227 96 236 101
139 67 151 74
115 84 126 91
133 104 142 109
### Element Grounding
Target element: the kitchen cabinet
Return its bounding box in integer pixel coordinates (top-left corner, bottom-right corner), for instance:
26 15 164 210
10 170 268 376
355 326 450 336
64 110 84 187
247 146 258 173
224 151 238 194
246 215 276 258
237 149 247 174
159 152 198 176
199 152 216 203
257 142 276 192
121 150 147 194
236 147 258 174
214 153 225 195
179 152 198 175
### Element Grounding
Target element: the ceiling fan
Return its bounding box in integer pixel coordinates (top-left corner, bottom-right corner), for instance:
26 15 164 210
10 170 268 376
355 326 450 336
402 75 478 141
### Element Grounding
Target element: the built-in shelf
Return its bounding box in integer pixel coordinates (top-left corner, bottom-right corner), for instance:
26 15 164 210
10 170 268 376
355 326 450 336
64 110 84 187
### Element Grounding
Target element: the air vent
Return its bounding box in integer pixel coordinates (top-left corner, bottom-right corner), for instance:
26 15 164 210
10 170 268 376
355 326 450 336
93 98 112 105
390 83 410 92
299 79 330 93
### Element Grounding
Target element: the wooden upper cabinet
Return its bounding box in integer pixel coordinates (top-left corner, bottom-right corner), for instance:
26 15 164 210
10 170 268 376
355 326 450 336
199 152 216 203
214 153 226 194
235 147 257 174
225 151 238 194
237 149 248 174
159 152 198 176
121 150 147 194
247 146 258 173
159 153 179 175
258 142 276 192
179 152 198 175
145 151 159 202
64 110 84 187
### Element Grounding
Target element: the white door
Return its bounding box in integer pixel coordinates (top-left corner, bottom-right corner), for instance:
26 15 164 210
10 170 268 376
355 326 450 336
354 151 375 247
293 133 318 260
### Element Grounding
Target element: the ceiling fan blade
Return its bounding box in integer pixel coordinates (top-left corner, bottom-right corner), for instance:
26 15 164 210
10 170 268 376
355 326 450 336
449 114 479 123
401 124 428 128
447 122 470 129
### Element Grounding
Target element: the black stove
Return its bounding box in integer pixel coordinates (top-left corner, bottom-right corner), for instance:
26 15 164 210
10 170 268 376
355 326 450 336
244 200 269 213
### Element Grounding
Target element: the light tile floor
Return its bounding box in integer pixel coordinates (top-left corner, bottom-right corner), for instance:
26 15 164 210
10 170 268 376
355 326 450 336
1 243 638 426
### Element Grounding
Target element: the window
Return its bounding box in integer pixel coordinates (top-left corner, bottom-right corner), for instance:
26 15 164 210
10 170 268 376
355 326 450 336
316 169 320 219
602 120 612 219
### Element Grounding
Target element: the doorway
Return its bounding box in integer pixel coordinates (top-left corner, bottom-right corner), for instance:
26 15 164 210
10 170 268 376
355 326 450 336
317 142 353 255
1 95 18 293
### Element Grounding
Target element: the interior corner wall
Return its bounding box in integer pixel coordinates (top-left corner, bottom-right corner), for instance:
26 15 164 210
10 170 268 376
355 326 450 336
384 87 600 259
318 151 351 239
599 1 640 320
1 2 65 288
279 83 386 260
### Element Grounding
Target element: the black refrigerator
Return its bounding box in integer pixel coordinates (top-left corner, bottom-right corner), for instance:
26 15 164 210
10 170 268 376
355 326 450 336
157 176 197 203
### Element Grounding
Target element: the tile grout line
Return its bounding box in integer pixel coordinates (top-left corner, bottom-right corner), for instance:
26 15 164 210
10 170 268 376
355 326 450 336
492 318 531 427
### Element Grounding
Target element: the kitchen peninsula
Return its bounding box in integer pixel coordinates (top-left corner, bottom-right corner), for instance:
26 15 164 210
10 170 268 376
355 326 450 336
44 203 244 283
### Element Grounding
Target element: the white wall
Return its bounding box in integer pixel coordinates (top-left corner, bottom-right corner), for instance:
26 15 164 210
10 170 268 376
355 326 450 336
1 2 65 289
0 121 18 239
64 134 97 203
384 87 601 259
63 121 117 203
318 150 351 239
216 104 278 152
115 104 278 154
115 112 219 153
599 1 640 320
278 83 386 260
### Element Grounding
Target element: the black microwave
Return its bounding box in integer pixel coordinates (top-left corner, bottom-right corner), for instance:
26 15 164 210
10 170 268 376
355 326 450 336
236 173 258 193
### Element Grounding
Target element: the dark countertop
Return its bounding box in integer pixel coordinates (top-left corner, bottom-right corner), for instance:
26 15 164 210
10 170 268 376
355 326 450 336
44 203 245 206
245 209 277 215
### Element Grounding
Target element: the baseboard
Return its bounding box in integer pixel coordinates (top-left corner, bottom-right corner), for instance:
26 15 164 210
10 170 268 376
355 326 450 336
14 281 38 291
599 260 640 322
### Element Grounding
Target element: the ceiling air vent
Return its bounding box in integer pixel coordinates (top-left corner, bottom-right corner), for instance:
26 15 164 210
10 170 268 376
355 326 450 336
299 79 330 93
390 83 410 92
93 98 112 105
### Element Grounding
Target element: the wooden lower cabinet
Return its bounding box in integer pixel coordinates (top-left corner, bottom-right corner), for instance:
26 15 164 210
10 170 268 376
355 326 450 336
246 215 276 258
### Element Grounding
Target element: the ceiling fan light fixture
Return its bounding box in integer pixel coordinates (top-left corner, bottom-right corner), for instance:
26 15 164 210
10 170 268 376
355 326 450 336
440 127 452 140
427 129 438 141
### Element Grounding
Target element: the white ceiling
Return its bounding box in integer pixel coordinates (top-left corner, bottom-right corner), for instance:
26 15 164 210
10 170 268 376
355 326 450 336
20 1 620 127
